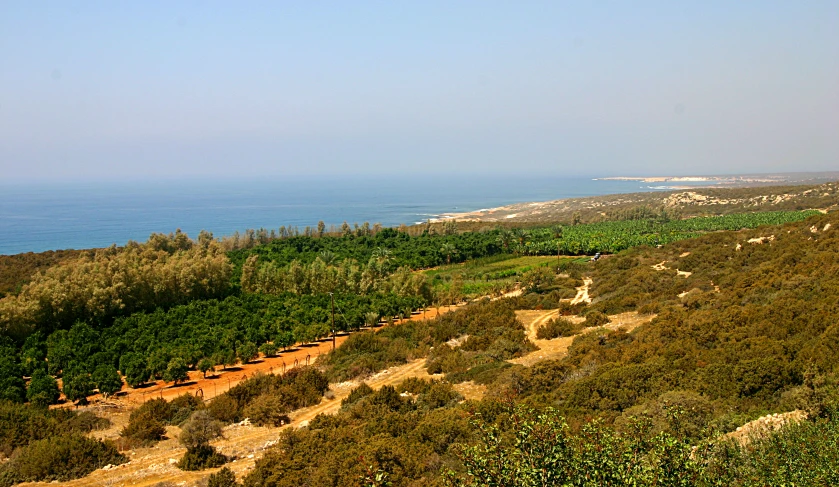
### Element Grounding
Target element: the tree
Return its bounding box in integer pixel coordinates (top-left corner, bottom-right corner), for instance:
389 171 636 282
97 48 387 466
259 342 278 358
319 250 338 266
208 467 240 487
197 229 214 248
443 219 458 235
551 225 564 260
497 229 514 253
26 368 60 407
213 349 237 371
163 357 189 385
62 366 95 404
365 311 380 328
92 364 123 397
120 352 149 388
440 243 459 265
197 358 215 378
238 342 259 364
178 410 227 471
317 221 326 237
180 410 223 449
46 330 72 376
511 228 530 252
274 331 295 351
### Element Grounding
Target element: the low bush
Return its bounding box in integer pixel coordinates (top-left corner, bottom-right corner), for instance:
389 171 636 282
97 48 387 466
341 383 374 409
219 367 328 424
208 466 240 487
177 445 228 471
120 394 204 447
119 410 166 448
0 401 109 457
0 434 124 485
243 393 291 426
583 310 611 327
536 317 582 339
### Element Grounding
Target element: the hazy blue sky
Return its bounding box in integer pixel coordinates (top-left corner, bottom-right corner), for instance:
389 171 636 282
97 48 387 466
1 1 837 182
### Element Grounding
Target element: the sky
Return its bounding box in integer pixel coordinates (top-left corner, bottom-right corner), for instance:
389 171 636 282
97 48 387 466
1 1 837 182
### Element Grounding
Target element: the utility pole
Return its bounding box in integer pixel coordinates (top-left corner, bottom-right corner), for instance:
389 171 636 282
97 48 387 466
330 292 336 352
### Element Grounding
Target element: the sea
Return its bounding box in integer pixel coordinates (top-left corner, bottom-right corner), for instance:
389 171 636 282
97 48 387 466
0 175 705 255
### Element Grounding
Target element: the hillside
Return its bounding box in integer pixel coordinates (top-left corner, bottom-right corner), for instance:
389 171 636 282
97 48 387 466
2 207 839 486
437 179 839 225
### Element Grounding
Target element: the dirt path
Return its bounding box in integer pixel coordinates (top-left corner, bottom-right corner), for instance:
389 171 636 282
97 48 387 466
95 338 351 407
76 304 465 409
509 310 655 367
33 357 444 487
570 277 593 305
724 410 806 446
292 358 440 427
48 297 659 487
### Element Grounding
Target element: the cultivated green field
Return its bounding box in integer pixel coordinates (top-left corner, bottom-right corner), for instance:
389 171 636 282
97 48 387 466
423 254 586 300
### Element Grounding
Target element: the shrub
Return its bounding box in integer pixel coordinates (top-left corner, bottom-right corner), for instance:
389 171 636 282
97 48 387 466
243 394 290 426
0 434 124 485
341 383 374 409
208 394 240 423
536 317 582 339
119 410 166 447
169 393 204 425
177 444 228 471
180 410 223 450
0 401 109 458
583 311 610 327
208 466 240 487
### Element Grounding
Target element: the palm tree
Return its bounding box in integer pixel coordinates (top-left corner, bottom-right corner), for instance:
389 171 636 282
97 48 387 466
551 225 564 260
440 243 459 265
365 311 380 328
372 247 393 264
318 250 338 266
511 228 529 254
497 229 514 253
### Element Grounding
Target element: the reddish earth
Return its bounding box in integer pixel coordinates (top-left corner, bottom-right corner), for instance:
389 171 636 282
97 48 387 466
77 305 465 408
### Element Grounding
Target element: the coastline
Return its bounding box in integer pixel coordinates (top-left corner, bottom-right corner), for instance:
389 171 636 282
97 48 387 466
431 174 839 223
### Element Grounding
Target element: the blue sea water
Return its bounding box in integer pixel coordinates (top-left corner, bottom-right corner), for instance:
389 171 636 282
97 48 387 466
0 175 696 255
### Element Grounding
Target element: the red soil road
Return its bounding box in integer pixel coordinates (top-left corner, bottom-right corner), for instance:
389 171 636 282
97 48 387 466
83 305 464 407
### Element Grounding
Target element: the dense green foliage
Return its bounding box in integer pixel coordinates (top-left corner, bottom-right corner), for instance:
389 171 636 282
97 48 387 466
536 317 582 339
244 379 469 487
0 433 125 486
517 210 820 256
0 401 115 485
0 206 837 485
215 366 329 425
120 393 204 448
0 231 232 341
0 249 82 299
229 228 501 276
0 401 109 458
321 300 534 382
446 404 839 487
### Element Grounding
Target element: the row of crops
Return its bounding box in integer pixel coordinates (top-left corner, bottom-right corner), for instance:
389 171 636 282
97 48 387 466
517 210 821 255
